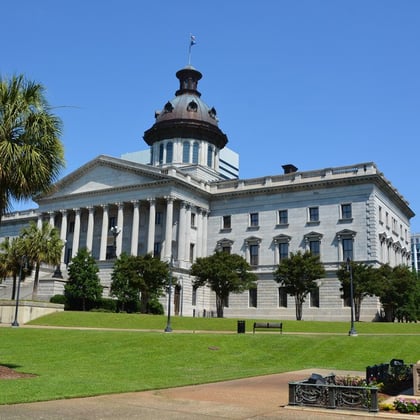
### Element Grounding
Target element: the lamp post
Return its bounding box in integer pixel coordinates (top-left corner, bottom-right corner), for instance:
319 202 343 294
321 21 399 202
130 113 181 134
164 256 173 332
110 226 121 259
11 256 26 328
347 258 358 336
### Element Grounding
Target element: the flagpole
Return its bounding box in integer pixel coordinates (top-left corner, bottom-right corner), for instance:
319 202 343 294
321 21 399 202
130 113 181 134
188 34 196 65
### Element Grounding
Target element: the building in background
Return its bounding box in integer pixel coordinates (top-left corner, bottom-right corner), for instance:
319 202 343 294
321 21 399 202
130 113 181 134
0 65 415 321
411 233 420 273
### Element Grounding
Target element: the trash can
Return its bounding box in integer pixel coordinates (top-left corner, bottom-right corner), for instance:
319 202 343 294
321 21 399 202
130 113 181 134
237 320 246 334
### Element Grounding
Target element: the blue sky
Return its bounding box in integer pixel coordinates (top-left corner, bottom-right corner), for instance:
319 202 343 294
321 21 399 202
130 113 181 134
2 1 420 231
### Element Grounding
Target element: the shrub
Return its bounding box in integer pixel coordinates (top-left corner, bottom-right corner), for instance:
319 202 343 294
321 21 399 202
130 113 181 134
50 294 66 305
148 298 164 315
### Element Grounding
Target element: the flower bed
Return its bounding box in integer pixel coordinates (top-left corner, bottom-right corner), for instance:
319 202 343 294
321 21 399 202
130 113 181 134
393 398 420 414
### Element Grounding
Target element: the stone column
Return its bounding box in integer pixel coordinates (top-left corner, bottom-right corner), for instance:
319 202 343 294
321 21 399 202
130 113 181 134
177 201 187 262
164 197 174 261
99 205 109 261
86 206 95 252
71 208 81 258
196 208 203 258
37 214 43 229
116 202 124 257
201 210 208 257
337 235 343 262
147 198 156 255
184 204 191 261
48 212 55 227
59 210 68 264
131 200 140 256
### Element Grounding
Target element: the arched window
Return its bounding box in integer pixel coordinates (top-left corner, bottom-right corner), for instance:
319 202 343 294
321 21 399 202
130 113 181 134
182 142 190 163
192 141 199 164
166 142 173 163
159 144 164 165
207 145 213 168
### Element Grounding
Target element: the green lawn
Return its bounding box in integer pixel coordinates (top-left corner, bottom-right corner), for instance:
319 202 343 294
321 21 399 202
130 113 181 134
28 311 420 334
0 312 417 405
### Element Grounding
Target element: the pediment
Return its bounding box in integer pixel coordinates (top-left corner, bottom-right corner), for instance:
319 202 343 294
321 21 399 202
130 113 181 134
38 155 167 200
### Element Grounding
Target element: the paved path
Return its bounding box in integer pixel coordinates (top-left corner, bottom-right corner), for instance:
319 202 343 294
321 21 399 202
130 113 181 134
0 369 411 420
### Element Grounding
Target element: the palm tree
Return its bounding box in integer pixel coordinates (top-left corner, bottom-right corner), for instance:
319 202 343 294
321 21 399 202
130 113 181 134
0 236 27 299
20 221 63 299
0 74 65 223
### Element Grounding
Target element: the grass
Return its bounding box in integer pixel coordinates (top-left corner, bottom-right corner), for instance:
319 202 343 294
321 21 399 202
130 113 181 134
29 311 420 334
0 312 417 405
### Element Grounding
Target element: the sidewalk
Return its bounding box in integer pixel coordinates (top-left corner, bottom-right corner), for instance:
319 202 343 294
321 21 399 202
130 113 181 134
0 369 412 420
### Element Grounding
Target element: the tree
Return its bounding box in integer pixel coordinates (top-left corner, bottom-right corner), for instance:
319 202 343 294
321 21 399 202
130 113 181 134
136 254 169 313
20 221 63 299
0 75 65 223
337 261 376 321
110 253 141 312
0 236 29 299
64 248 102 311
373 264 420 322
190 251 257 318
273 250 325 320
110 253 170 314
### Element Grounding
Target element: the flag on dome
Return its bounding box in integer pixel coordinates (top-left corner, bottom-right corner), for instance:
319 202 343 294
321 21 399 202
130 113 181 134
190 35 196 47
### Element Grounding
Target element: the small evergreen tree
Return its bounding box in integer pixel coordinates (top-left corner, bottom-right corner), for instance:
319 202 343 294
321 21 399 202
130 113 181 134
190 252 257 318
65 248 102 311
273 250 325 320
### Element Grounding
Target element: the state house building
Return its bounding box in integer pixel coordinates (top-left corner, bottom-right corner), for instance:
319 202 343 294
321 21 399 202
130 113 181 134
0 65 414 321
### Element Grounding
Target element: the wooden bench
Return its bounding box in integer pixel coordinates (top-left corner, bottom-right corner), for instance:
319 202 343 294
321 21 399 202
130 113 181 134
253 322 282 334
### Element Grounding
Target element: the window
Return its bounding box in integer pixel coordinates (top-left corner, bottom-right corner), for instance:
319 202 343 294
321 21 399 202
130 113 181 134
310 287 320 307
68 221 75 234
308 207 319 222
190 212 196 228
217 239 233 254
207 145 213 167
309 239 320 256
249 288 257 308
182 142 190 163
379 206 383 224
223 294 229 308
222 245 231 254
189 243 195 263
155 211 162 225
192 141 199 164
165 142 173 163
278 209 288 225
153 242 161 259
341 203 352 220
108 216 116 230
279 287 288 308
342 238 353 261
192 285 197 306
249 212 259 227
279 242 289 261
159 143 164 164
222 215 231 230
250 244 259 266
